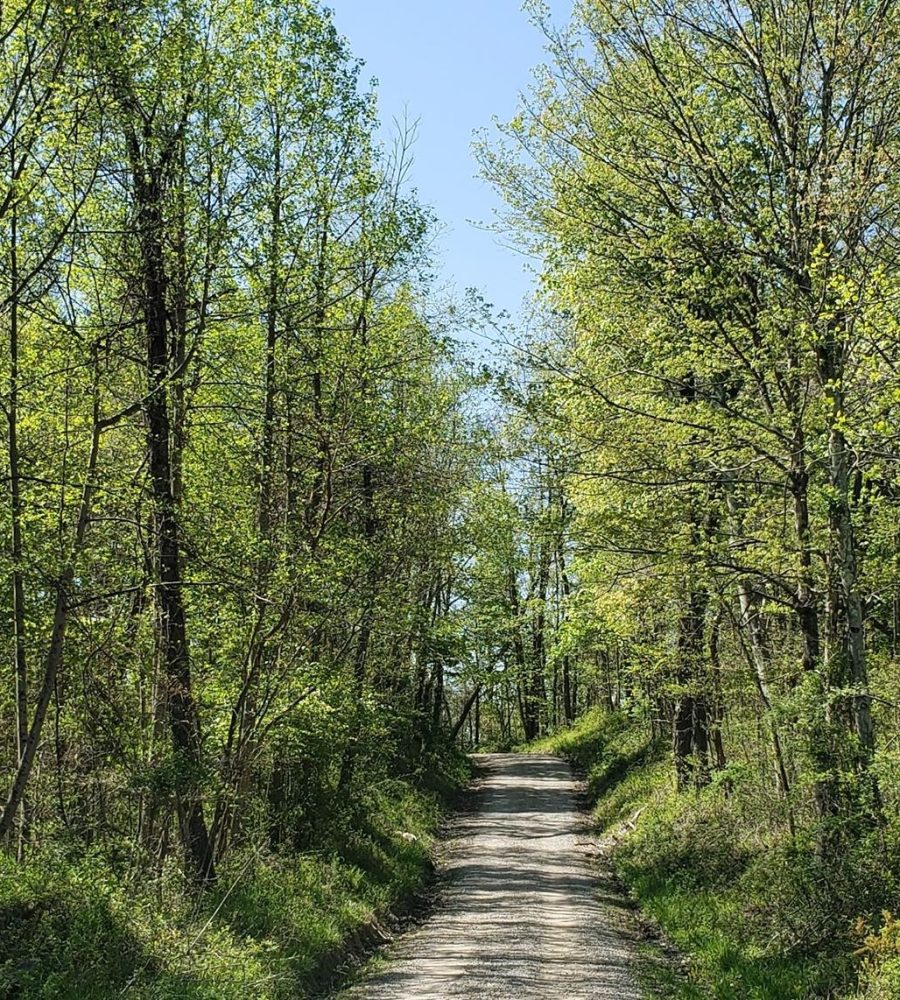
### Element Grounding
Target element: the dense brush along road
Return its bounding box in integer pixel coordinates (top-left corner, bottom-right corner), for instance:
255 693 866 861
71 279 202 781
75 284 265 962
341 754 644 999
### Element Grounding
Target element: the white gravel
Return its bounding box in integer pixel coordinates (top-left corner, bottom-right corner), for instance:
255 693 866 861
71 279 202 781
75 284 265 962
341 753 645 999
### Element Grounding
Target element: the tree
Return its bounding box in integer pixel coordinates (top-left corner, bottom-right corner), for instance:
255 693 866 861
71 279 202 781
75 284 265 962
483 0 900 834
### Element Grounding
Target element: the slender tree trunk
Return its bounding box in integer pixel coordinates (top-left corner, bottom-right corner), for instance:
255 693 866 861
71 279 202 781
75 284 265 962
812 337 878 833
0 358 103 841
339 293 377 788
788 423 820 674
215 121 284 859
134 158 214 885
431 656 445 732
451 685 482 742
306 209 331 549
508 570 537 740
474 688 481 747
826 416 873 752
673 586 710 791
557 540 575 725
530 534 551 738
7 147 29 857
736 587 791 790
708 614 727 777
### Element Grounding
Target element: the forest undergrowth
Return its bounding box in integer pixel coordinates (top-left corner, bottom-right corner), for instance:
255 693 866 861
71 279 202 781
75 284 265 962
0 748 467 999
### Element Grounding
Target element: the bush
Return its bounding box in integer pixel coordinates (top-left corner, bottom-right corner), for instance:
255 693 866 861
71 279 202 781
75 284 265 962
618 792 751 891
853 913 900 1000
741 832 900 956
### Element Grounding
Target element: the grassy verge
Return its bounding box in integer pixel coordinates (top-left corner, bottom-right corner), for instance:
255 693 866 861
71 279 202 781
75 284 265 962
532 710 899 1000
0 753 469 999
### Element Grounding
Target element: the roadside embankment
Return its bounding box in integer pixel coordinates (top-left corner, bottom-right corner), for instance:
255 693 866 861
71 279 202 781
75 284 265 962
531 710 900 1000
0 750 469 1000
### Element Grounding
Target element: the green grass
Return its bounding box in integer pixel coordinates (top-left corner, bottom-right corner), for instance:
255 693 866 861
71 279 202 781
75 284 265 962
0 765 468 999
532 709 868 1000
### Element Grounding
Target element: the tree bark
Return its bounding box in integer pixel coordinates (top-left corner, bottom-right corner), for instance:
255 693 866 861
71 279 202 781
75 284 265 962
133 153 215 885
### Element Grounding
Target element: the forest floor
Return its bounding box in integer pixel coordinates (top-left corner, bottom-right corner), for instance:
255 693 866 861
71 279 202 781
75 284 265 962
339 753 646 999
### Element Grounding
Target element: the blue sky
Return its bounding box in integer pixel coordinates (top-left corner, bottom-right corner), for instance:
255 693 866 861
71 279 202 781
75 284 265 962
330 1 572 321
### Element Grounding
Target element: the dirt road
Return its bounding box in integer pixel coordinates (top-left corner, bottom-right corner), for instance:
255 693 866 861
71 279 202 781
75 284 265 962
341 753 644 999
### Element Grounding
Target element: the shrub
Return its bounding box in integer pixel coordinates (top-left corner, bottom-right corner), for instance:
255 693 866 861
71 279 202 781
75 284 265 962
619 791 751 892
853 913 900 1000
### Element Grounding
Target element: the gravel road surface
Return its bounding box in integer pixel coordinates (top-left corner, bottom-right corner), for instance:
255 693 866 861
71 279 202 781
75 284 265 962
341 753 644 999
